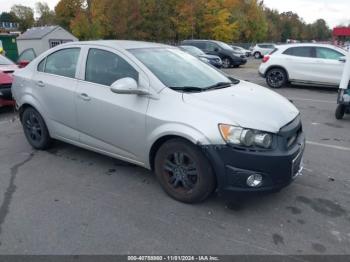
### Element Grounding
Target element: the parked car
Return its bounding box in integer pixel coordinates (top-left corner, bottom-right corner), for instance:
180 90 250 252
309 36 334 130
252 43 277 59
0 54 19 73
0 54 18 107
259 43 348 88
12 41 304 203
0 71 15 107
181 39 247 68
17 48 36 66
231 45 252 57
179 45 223 68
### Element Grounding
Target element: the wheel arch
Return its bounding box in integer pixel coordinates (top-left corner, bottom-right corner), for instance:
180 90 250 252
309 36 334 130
147 125 212 171
265 65 290 81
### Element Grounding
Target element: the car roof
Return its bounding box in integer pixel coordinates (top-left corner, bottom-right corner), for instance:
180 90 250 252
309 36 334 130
276 43 346 51
183 39 223 44
62 40 172 50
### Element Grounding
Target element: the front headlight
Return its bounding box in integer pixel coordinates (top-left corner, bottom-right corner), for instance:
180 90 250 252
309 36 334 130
199 57 210 63
219 124 273 149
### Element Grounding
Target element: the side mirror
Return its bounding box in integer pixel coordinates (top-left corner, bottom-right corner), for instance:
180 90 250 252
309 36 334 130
339 57 346 63
214 47 219 52
110 77 150 95
18 60 30 68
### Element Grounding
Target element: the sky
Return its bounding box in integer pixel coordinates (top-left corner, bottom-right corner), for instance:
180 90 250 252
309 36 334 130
0 0 349 28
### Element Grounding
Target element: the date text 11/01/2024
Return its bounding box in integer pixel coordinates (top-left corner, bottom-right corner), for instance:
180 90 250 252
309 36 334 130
127 256 220 261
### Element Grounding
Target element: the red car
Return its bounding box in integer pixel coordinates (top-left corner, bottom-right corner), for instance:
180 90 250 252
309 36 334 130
0 55 20 107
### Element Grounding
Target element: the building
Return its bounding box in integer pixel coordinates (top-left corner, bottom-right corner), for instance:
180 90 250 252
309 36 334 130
333 27 350 49
0 21 19 32
17 26 78 57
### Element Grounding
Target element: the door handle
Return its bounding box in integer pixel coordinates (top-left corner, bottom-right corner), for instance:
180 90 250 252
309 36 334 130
79 93 91 101
36 81 45 87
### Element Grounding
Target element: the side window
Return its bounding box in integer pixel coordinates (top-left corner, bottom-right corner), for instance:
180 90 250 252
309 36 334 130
85 48 139 86
207 43 219 52
18 49 36 62
44 48 80 78
37 58 46 72
316 47 343 60
193 42 206 50
283 47 314 58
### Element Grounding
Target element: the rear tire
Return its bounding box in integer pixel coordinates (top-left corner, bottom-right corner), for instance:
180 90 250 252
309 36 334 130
266 68 288 88
222 57 231 69
21 107 52 150
335 105 345 120
154 139 216 203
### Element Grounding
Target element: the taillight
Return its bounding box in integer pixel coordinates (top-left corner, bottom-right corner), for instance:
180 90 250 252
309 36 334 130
262 55 270 63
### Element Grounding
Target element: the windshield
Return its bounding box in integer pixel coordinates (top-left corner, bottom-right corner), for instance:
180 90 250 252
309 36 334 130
0 55 14 65
181 46 205 56
129 48 232 90
217 42 233 51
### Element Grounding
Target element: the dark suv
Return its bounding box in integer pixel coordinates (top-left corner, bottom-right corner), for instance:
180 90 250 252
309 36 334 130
181 40 247 68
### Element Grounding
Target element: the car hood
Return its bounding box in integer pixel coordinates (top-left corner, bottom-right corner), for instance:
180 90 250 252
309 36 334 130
183 81 299 133
0 71 13 84
199 54 221 60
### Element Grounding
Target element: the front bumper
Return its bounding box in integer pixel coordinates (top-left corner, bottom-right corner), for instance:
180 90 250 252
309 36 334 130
209 60 223 68
202 118 305 195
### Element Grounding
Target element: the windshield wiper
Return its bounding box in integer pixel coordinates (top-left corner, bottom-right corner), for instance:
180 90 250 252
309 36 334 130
169 86 203 92
227 76 240 84
204 82 232 90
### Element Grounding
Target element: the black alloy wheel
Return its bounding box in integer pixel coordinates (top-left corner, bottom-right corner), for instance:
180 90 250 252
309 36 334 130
266 68 287 88
22 107 52 149
154 139 216 203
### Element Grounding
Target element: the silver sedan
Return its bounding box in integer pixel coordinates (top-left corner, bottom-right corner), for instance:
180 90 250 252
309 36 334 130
12 41 304 203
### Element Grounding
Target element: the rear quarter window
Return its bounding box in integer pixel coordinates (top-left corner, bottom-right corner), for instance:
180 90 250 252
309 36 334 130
283 47 314 58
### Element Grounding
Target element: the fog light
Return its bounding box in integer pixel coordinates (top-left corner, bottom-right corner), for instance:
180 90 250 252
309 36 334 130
247 174 263 188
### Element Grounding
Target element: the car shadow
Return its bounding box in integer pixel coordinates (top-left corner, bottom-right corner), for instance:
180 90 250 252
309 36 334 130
45 140 287 211
287 83 338 94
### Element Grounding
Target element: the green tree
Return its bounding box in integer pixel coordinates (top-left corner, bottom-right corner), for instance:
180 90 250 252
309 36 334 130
0 12 17 22
35 2 56 26
55 0 83 30
10 5 35 31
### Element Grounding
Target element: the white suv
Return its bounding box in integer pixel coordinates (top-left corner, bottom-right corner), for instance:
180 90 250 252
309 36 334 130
259 43 348 88
252 43 276 59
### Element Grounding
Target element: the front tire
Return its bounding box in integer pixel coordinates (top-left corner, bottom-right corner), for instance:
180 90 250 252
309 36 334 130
154 139 216 203
21 107 52 149
266 68 288 88
335 105 345 120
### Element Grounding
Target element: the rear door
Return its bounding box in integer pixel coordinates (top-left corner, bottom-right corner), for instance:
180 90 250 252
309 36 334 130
34 47 81 141
282 46 318 82
75 46 150 164
313 47 345 85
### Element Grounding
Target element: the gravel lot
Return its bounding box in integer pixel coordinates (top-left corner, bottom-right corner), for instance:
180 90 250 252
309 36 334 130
0 58 349 255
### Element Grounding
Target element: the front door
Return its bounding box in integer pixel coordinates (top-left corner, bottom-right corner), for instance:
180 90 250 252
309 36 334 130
75 47 149 164
313 47 345 85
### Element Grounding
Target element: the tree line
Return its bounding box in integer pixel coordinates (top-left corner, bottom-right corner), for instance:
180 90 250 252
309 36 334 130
0 0 337 43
